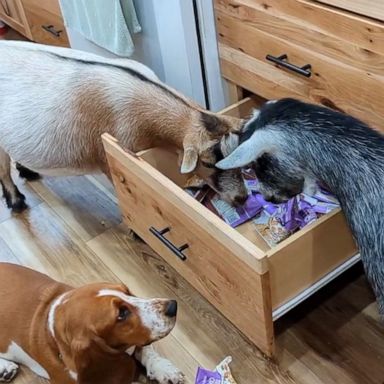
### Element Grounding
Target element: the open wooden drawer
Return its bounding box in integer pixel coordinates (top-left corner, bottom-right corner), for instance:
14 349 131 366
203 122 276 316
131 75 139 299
102 98 358 356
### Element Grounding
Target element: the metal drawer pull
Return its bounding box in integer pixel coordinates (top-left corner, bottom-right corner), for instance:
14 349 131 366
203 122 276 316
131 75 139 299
42 25 62 37
149 226 188 261
266 54 312 78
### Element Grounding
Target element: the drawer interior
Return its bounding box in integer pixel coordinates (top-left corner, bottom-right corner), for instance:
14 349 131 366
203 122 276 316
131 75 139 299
138 146 357 310
139 147 271 251
136 96 357 311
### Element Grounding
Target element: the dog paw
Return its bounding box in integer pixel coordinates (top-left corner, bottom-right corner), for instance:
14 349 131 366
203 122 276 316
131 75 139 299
0 360 19 382
147 357 185 384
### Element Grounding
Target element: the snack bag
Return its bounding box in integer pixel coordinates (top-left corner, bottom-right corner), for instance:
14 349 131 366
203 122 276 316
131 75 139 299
204 192 263 228
253 211 290 247
195 367 221 384
215 356 238 384
185 186 211 203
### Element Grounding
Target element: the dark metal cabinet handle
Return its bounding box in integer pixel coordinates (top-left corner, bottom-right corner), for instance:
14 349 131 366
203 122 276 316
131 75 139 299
42 25 62 37
149 227 188 261
266 54 312 78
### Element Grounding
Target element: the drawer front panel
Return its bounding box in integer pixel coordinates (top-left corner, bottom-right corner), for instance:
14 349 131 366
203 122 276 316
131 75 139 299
216 10 384 129
317 0 384 22
22 0 69 46
268 210 357 309
215 0 384 59
102 135 274 356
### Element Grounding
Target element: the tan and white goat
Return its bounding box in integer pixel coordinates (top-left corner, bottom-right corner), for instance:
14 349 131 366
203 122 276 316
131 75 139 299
0 41 247 212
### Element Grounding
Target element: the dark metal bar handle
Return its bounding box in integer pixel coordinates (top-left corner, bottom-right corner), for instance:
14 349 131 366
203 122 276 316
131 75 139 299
42 25 62 37
149 227 188 261
266 54 312 78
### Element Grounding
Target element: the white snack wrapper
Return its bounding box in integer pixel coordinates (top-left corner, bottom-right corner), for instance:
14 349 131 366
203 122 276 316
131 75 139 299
215 356 238 384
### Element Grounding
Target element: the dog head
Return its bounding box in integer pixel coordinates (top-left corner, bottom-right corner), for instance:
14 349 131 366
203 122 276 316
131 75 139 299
180 112 248 207
53 283 177 383
215 99 317 203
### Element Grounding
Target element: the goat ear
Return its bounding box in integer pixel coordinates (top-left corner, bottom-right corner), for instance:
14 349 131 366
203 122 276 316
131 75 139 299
180 147 199 174
216 130 275 170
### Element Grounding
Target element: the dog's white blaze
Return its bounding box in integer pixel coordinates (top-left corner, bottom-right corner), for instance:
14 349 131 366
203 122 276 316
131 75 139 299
0 342 49 379
48 293 68 338
68 369 78 381
97 289 172 338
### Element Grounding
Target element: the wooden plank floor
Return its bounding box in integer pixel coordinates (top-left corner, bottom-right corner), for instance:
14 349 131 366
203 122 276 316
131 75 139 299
0 172 383 384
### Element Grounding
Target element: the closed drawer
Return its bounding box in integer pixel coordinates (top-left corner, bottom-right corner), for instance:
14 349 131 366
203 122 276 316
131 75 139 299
21 0 69 46
102 97 358 356
317 0 384 22
214 0 384 130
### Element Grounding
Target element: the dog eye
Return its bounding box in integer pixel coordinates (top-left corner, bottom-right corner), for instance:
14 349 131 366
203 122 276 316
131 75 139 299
117 306 131 321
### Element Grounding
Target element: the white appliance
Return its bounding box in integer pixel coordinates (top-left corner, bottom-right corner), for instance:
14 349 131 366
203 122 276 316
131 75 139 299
66 0 230 111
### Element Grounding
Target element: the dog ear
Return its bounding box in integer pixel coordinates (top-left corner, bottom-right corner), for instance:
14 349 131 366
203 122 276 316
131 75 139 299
71 336 136 384
180 147 199 174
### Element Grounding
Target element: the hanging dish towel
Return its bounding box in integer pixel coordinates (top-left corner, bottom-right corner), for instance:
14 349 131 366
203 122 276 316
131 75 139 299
59 0 141 57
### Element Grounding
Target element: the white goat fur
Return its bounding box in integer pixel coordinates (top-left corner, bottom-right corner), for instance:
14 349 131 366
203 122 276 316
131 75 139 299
0 41 244 209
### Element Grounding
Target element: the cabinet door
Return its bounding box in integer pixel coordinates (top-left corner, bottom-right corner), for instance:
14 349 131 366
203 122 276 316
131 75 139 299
21 0 69 46
0 0 32 38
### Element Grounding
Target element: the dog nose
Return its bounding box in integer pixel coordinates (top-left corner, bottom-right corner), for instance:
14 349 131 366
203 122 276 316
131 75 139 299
165 300 177 318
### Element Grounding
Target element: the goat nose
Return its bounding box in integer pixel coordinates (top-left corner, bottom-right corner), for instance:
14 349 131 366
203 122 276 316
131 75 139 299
268 196 281 204
165 300 178 318
233 195 248 207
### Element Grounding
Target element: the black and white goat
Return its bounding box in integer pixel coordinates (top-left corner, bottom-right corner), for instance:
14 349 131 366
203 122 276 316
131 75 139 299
217 98 384 313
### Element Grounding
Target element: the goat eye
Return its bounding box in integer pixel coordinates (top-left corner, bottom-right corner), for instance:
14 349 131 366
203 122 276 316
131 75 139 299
117 306 131 321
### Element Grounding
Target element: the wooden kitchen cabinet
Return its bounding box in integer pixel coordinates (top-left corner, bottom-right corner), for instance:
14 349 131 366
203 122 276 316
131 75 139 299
214 0 384 130
0 0 69 46
105 0 382 358
102 98 358 357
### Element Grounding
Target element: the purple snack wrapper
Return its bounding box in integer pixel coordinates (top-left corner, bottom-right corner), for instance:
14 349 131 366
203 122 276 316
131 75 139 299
254 194 278 216
195 367 222 384
186 170 340 242
244 178 259 192
209 193 263 227
278 198 300 232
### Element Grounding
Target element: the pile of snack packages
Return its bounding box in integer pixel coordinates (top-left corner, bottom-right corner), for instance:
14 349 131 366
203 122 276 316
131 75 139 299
186 169 339 247
196 356 238 384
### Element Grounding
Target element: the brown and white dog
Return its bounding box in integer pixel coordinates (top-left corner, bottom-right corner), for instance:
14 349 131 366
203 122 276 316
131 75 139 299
0 263 184 384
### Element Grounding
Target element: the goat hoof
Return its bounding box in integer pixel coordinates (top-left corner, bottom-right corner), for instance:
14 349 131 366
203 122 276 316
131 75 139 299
16 163 40 181
11 201 28 213
10 192 27 213
11 199 28 213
